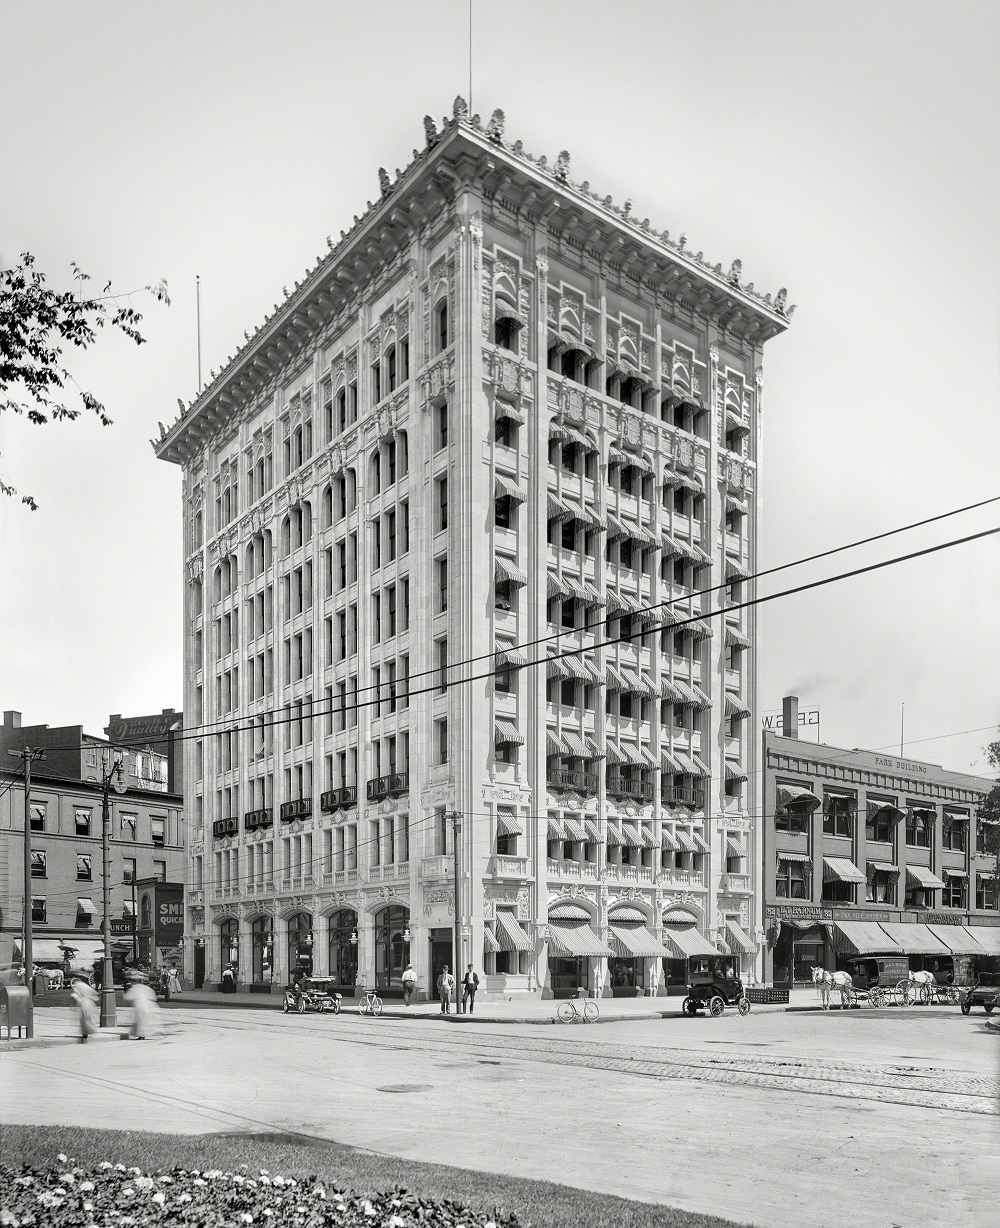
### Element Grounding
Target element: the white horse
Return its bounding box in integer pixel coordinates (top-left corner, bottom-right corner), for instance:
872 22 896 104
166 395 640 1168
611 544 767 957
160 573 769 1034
811 965 853 1009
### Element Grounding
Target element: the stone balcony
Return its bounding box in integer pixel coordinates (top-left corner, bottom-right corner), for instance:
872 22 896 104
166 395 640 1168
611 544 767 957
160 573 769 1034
367 862 410 883
491 855 531 880
721 872 753 893
546 858 599 880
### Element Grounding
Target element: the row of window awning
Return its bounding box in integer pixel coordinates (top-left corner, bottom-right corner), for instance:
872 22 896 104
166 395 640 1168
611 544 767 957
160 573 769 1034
817 854 948 891
548 573 605 607
546 651 603 684
663 469 704 494
546 730 603 760
548 420 599 451
603 591 660 623
547 492 604 529
23 937 106 968
663 748 711 777
831 920 1000 958
605 513 660 550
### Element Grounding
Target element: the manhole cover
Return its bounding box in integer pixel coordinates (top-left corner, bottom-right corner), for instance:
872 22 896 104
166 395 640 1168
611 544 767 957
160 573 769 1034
376 1084 432 1094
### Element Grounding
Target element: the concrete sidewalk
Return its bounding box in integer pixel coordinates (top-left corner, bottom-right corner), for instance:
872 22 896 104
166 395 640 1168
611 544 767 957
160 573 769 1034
1 1008 132 1051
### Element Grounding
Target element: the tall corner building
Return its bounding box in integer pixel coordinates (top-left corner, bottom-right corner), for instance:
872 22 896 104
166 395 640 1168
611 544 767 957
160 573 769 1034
155 101 791 999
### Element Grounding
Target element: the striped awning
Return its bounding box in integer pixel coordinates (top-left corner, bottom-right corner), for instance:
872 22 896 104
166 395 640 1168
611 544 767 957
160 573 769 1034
725 558 751 582
777 851 812 863
547 656 571 680
548 902 591 921
494 719 525 746
585 820 602 843
639 825 659 848
495 474 527 504
726 836 746 859
484 928 501 953
609 925 671 958
660 748 682 773
960 927 1000 956
832 921 901 956
661 927 720 959
867 800 904 821
547 494 573 521
725 695 752 720
777 786 820 810
867 860 898 874
926 925 985 955
673 680 697 707
906 865 946 890
620 823 643 848
495 910 533 952
495 401 525 425
674 829 697 853
636 745 659 769
608 905 646 925
547 573 571 599
685 619 714 640
673 750 697 775
547 923 613 958
725 625 751 649
495 810 524 837
725 410 751 435
690 685 711 709
547 818 566 840
495 555 527 586
604 513 629 542
494 647 527 670
690 831 711 854
725 763 748 782
726 921 756 954
690 755 711 779
563 816 588 842
661 828 680 850
562 730 591 758
604 743 628 766
725 494 748 515
586 737 606 760
823 856 867 885
547 731 567 756
604 822 624 846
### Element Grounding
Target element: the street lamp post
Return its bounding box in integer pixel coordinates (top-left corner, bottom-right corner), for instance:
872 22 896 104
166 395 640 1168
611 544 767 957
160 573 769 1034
100 755 125 1028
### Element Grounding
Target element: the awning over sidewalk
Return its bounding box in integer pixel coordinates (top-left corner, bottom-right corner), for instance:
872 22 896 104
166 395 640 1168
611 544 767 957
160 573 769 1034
20 937 106 968
832 921 901 955
661 927 720 959
964 926 1000 956
547 923 613 958
926 925 986 956
608 925 670 958
876 922 950 956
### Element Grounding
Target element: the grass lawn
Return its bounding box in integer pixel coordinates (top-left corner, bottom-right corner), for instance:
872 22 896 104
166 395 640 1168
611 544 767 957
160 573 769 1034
0 1123 750 1228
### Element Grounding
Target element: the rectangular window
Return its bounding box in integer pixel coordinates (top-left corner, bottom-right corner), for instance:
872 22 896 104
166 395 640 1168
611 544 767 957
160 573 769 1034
437 476 448 531
905 808 932 848
386 510 396 561
941 875 966 909
943 817 967 852
386 585 396 637
31 896 46 923
437 403 448 451
865 870 896 905
151 817 165 846
372 517 381 570
29 803 45 832
437 718 448 764
372 593 381 644
775 858 808 899
76 853 93 880
823 793 855 838
865 802 897 844
437 558 448 612
31 850 47 878
123 857 137 885
153 860 167 882
436 638 448 693
400 500 409 554
975 876 997 910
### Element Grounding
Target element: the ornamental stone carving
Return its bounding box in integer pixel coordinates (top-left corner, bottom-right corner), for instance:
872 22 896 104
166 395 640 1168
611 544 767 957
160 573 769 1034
423 886 455 916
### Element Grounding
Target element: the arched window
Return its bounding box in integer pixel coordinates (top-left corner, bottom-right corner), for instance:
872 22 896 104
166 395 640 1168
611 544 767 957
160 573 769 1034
193 510 203 548
385 344 397 393
396 430 408 478
191 578 203 617
212 566 222 605
287 912 313 976
346 468 357 512
301 501 312 545
370 450 381 496
251 916 273 984
434 300 449 353
328 908 358 992
280 515 291 558
321 484 333 529
374 904 410 993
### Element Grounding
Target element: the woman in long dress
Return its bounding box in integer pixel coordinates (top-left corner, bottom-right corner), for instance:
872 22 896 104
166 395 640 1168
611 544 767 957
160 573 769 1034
124 976 158 1039
71 976 99 1042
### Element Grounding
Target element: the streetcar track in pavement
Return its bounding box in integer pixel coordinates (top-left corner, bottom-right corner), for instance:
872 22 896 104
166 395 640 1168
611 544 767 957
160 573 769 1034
174 1009 1000 1115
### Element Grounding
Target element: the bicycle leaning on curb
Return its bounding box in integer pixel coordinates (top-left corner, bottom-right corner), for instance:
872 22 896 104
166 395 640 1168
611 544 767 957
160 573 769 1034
556 997 599 1023
357 987 383 1016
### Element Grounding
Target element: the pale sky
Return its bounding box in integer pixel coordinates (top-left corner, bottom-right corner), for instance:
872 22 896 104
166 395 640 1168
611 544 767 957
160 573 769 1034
2 1 998 775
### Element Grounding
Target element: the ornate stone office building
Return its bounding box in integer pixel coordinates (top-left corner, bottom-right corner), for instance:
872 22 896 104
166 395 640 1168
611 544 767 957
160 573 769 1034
155 101 792 998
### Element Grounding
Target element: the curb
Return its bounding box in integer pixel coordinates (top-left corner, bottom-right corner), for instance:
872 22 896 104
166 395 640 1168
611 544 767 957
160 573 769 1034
1 1030 132 1053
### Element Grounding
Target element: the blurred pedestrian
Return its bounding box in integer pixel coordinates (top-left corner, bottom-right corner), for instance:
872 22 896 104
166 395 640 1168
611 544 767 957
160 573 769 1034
71 976 99 1043
462 964 480 1014
124 975 157 1040
401 963 417 1007
436 965 455 1015
222 963 237 994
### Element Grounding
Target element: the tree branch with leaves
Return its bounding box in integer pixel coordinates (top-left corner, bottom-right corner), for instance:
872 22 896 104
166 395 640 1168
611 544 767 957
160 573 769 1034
976 737 1000 903
0 252 169 509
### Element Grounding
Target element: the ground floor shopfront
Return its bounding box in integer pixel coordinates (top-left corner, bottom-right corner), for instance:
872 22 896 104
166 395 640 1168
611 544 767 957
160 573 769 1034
764 903 1000 986
188 888 755 1000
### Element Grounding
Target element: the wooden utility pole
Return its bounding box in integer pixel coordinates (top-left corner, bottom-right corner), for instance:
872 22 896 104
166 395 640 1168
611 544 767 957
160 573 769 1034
450 810 463 1012
99 754 124 1027
8 747 45 1040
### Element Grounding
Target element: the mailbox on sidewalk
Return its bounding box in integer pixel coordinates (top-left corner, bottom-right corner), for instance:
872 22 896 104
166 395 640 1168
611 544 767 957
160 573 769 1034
0 985 32 1038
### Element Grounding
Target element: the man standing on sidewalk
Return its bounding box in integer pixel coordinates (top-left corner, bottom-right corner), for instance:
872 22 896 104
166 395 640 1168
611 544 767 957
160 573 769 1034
401 963 417 1007
462 964 480 1014
436 965 455 1014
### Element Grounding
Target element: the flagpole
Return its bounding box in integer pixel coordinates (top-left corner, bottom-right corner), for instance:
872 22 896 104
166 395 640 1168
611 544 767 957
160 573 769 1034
196 274 202 392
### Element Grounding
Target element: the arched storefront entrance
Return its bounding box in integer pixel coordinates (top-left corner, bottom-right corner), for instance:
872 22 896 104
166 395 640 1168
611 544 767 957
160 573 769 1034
373 905 409 996
327 909 358 996
546 902 610 999
287 912 313 980
220 918 239 984
661 906 715 996
251 915 273 986
606 904 654 997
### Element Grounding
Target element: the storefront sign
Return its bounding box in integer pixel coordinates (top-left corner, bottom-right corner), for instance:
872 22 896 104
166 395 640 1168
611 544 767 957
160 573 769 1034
155 885 185 946
765 904 893 923
914 912 965 925
109 917 135 936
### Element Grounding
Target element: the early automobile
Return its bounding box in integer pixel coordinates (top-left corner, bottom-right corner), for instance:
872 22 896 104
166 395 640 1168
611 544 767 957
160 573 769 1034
681 954 751 1017
282 976 342 1014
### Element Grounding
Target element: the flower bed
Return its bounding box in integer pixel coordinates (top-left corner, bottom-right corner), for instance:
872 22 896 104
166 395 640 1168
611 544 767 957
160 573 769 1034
0 1156 518 1228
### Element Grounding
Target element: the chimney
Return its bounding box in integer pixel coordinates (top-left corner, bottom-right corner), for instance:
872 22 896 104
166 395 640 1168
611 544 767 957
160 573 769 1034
4 710 22 730
781 695 799 739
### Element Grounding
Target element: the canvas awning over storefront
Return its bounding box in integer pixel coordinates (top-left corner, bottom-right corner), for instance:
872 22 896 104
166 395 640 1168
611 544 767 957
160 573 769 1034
661 927 720 959
963 926 1000 956
876 922 950 956
494 910 533 952
924 925 986 956
484 929 501 954
905 865 947 890
608 925 670 958
22 937 105 968
547 923 613 958
832 921 901 955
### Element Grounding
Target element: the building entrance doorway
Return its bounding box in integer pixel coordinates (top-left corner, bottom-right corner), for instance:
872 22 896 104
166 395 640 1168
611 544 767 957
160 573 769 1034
549 956 588 998
608 956 643 996
193 943 205 989
429 928 452 1004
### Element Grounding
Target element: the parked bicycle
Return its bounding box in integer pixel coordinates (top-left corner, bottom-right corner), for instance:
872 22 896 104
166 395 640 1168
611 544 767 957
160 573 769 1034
556 997 599 1023
357 987 383 1016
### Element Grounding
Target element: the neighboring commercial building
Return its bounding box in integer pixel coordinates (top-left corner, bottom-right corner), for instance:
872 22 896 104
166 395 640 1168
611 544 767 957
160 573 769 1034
154 101 792 998
106 709 184 795
0 763 184 976
763 697 999 987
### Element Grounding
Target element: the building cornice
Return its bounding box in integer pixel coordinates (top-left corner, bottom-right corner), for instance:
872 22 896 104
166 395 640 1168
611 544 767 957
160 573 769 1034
153 99 794 466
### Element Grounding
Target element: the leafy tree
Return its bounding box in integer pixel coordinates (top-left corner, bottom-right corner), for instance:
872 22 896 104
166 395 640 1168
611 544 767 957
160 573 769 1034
0 252 168 509
976 736 1000 898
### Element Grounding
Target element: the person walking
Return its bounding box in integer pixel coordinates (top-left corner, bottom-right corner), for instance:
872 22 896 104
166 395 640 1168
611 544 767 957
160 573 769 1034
401 963 417 1007
124 974 158 1040
436 965 455 1015
461 964 480 1014
221 963 237 994
70 976 99 1043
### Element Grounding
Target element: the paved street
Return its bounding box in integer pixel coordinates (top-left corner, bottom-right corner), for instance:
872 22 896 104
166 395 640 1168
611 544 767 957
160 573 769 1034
2 1003 998 1227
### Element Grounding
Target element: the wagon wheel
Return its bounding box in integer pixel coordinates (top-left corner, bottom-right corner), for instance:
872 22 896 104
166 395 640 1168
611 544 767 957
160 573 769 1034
709 995 725 1017
869 987 885 1009
737 995 751 1016
897 980 913 1006
282 996 290 1014
916 983 931 1007
960 998 971 1016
